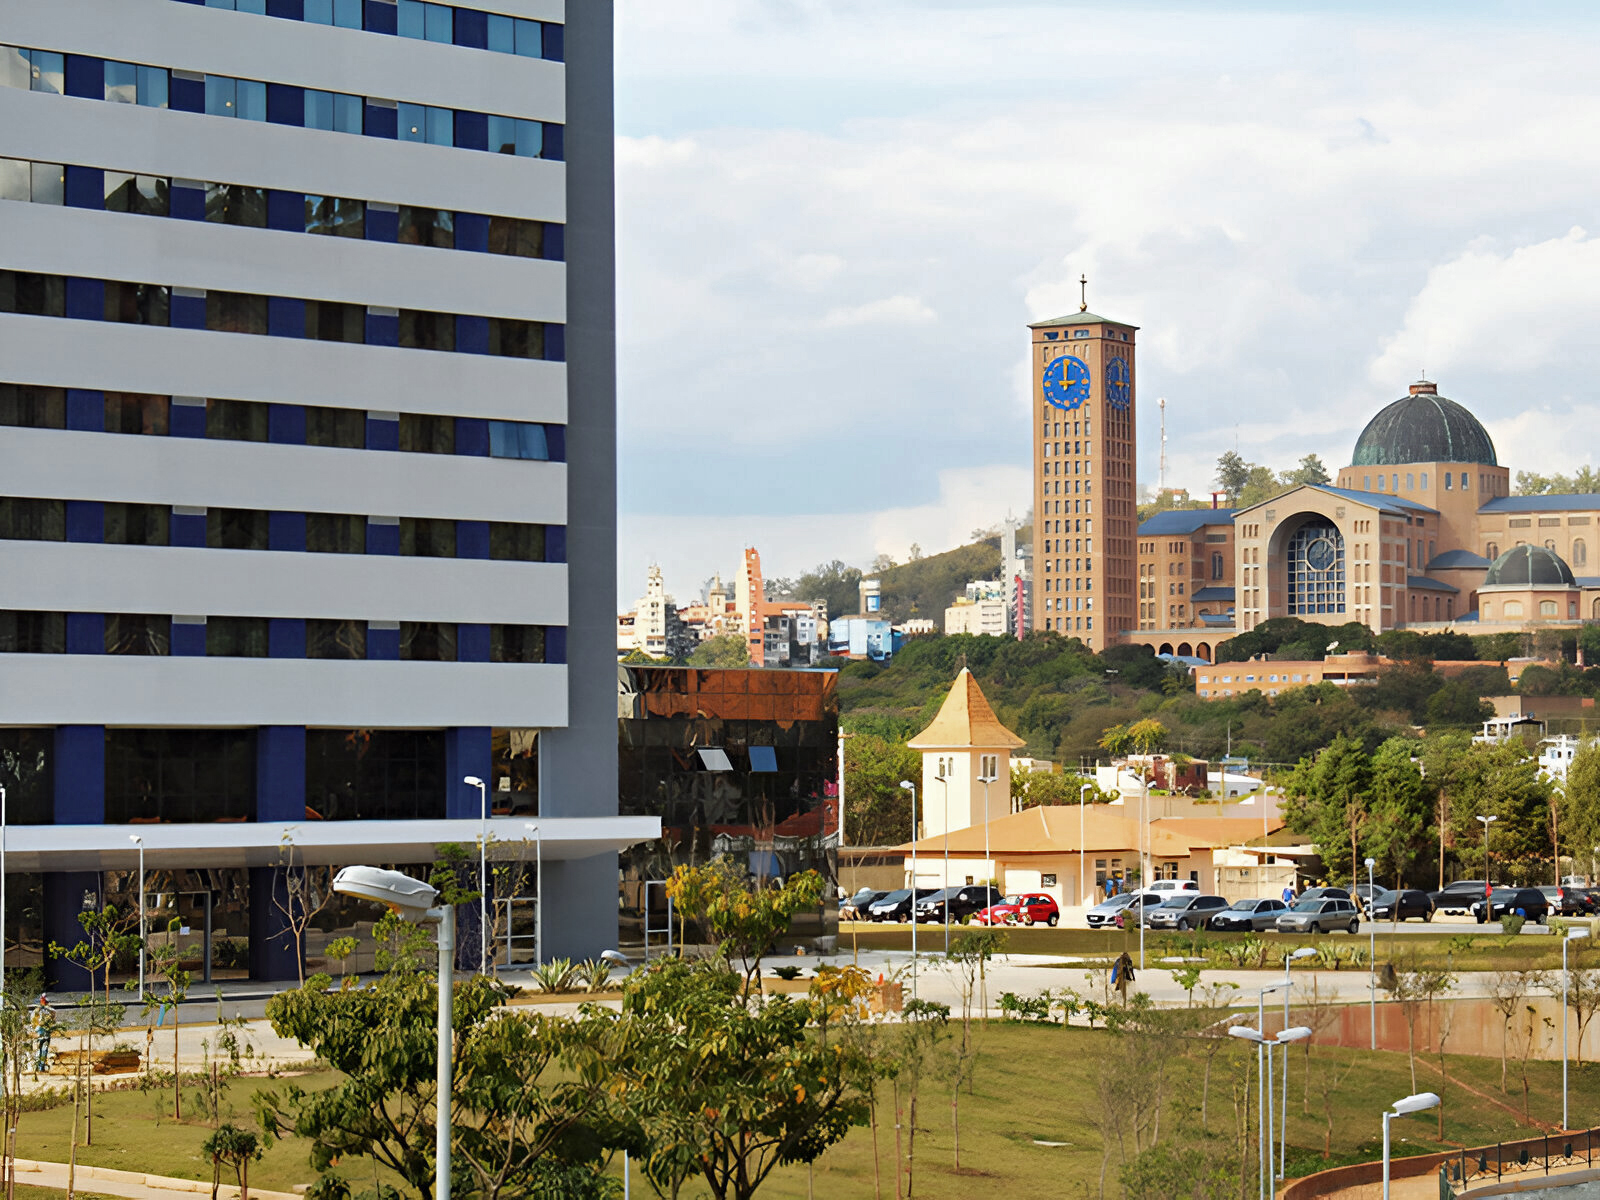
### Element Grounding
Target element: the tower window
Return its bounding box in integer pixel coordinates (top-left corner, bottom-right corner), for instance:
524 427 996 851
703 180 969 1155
1444 473 1453 490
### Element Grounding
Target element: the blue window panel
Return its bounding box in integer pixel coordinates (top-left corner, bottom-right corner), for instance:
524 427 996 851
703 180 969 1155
66 390 105 432
170 511 206 547
489 421 548 461
749 746 778 773
170 402 206 438
454 110 487 152
268 296 305 337
54 726 106 822
545 526 566 564
266 82 304 126
363 0 397 34
64 54 102 99
366 205 398 241
367 624 400 660
487 115 517 155
545 626 566 665
205 75 237 117
365 102 397 139
397 0 424 37
171 182 205 221
367 521 399 556
269 403 306 444
454 9 487 48
266 189 302 232
455 211 489 252
366 414 399 450
269 618 306 658
544 324 565 362
365 310 398 347
170 73 205 113
543 224 564 262
309 0 362 25
237 79 267 121
545 425 565 463
138 66 169 108
171 622 206 657
171 292 206 329
515 18 542 57
458 624 489 663
256 726 307 823
398 102 426 142
64 277 104 320
456 520 489 559
268 511 306 551
540 21 563 61
517 118 543 158
487 14 514 52
64 165 103 210
104 60 137 103
266 0 305 17
444 728 493 818
454 417 489 457
456 315 489 355
426 3 453 42
173 0 204 4
65 613 105 655
542 123 563 162
66 500 104 544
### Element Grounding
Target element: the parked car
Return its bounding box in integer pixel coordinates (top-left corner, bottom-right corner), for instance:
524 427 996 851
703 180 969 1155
1562 876 1590 887
1352 882 1382 906
1431 879 1491 914
1207 897 1288 932
1085 893 1161 928
1275 897 1361 934
1580 889 1600 915
840 889 888 920
866 888 939 922
1471 888 1549 925
1132 879 1200 901
971 892 1060 927
1539 886 1588 917
1295 886 1353 905
914 885 1004 924
1368 889 1435 922
1144 894 1230 931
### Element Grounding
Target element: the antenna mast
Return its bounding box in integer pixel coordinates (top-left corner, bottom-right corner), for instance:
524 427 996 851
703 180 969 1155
1157 396 1168 495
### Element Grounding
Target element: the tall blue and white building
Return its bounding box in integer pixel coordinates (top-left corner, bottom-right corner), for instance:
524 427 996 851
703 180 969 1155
0 0 649 982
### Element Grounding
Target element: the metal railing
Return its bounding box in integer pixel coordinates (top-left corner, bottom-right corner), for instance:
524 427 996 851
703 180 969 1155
1441 1127 1598 1193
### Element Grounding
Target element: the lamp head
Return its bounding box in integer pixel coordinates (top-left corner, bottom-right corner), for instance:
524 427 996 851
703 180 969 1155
1364 857 1375 869
599 949 630 966
1289 947 1317 961
464 775 484 788
1276 1025 1313 1044
899 780 915 790
1477 815 1498 826
1228 1025 1264 1042
128 834 142 846
1570 928 1591 942
332 865 440 923
1391 1092 1440 1115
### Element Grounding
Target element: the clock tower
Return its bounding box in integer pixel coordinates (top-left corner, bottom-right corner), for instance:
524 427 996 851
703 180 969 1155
1028 295 1139 651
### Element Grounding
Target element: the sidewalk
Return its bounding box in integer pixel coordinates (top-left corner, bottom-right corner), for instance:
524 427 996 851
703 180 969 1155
11 1157 298 1200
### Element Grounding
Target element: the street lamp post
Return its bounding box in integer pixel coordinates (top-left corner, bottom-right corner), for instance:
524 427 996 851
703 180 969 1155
1382 1093 1440 1200
1230 1023 1313 1200
1079 783 1091 908
523 821 544 967
1477 814 1498 891
938 775 950 954
1 782 7 991
129 835 145 1001
464 776 488 974
899 780 919 1002
1280 947 1316 1178
1565 927 1590 1130
1366 856 1377 1050
333 867 454 1200
978 758 999 893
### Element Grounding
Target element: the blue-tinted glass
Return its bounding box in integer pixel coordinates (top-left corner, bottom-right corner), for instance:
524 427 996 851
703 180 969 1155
304 0 333 22
488 422 548 460
105 60 137 103
238 0 266 12
749 746 778 773
137 65 168 108
30 51 64 95
488 114 516 154
205 0 234 7
305 88 333 129
398 102 426 142
425 107 452 146
205 75 237 116
396 0 424 38
333 92 363 133
514 18 541 57
335 0 361 27
0 47 29 90
516 118 542 158
424 3 452 42
236 78 266 121
487 14 513 52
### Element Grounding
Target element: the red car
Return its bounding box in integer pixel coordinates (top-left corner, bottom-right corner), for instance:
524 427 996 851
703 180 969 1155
972 893 1060 927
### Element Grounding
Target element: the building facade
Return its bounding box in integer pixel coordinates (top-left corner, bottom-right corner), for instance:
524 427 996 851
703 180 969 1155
0 0 655 983
1029 306 1138 649
1135 507 1236 631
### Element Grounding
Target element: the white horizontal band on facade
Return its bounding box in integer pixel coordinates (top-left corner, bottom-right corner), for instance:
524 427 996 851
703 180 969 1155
0 204 567 324
0 542 570 625
0 91 566 223
0 427 569 524
2 0 566 124
0 315 569 423
0 655 570 727
0 814 658 874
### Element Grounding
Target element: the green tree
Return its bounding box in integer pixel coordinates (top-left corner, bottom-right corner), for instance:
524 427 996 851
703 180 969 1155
1560 744 1600 867
1515 467 1600 495
1363 737 1435 887
202 1124 264 1200
792 560 864 624
842 732 918 846
1517 664 1561 696
1423 680 1492 728
664 862 825 989
1214 451 1250 501
144 917 193 1119
1012 771 1112 809
1281 734 1372 882
1285 454 1332 486
1424 736 1553 884
1236 465 1282 509
688 633 752 668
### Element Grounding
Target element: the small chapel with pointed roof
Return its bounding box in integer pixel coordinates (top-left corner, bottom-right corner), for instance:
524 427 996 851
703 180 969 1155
906 668 1025 840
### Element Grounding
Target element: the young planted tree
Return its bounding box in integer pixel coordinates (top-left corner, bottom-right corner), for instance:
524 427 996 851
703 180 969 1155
0 968 44 1200
143 917 193 1120
49 906 140 1008
663 859 825 991
1486 970 1544 1093
1384 964 1455 1094
63 993 124 1199
202 1124 264 1200
1515 1002 1555 1123
941 931 1004 1170
272 834 333 986
1562 965 1600 1068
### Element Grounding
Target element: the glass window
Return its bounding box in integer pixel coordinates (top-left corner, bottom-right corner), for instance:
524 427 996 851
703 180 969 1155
0 384 65 429
0 47 30 91
138 65 168 108
106 614 171 656
0 271 65 318
205 182 266 227
399 412 454 454
236 78 266 122
488 421 548 460
425 3 454 42
304 89 362 133
399 517 455 557
426 106 452 146
398 309 455 351
515 18 543 57
207 291 268 335
0 610 65 654
401 622 456 662
307 619 365 660
305 195 365 238
105 60 137 104
398 102 427 143
0 158 25 202
205 397 268 442
491 625 544 664
104 281 168 326
206 616 268 657
30 163 63 206
205 75 238 117
305 729 446 822
29 51 63 96
0 498 65 540
207 508 269 550
304 300 365 343
306 512 366 553
398 206 454 249
104 502 169 546
487 14 515 52
105 729 257 823
306 406 366 449
104 392 170 435
397 0 425 37
488 318 543 359
489 521 544 562
105 173 169 216
487 216 543 258
488 114 518 155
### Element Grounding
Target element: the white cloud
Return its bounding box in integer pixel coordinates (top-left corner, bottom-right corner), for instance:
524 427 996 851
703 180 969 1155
819 294 936 328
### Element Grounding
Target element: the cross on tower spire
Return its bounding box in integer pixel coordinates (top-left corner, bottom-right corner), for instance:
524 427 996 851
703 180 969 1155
1079 274 1088 312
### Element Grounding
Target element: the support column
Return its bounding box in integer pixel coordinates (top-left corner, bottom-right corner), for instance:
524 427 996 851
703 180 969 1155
250 727 307 983
248 867 299 983
45 727 105 990
44 872 102 992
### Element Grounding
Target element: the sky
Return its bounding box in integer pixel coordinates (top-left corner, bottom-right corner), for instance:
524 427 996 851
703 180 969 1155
613 0 1600 602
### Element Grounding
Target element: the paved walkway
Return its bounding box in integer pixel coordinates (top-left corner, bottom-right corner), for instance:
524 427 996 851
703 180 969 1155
11 1157 298 1200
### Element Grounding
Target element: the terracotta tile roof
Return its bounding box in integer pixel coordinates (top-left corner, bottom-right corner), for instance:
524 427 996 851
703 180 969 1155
906 668 1026 751
895 805 1192 857
1150 817 1284 848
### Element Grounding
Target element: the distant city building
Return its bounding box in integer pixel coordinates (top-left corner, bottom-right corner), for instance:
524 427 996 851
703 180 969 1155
1193 651 1388 699
827 616 898 662
896 618 937 636
1001 518 1030 636
1135 507 1236 632
944 596 1008 636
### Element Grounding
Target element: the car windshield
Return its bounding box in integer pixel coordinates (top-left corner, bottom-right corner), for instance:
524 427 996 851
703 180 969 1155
919 889 954 902
1227 899 1258 911
1002 895 1022 906
1373 890 1398 903
1488 888 1520 900
1159 897 1193 909
876 890 910 904
1290 900 1323 912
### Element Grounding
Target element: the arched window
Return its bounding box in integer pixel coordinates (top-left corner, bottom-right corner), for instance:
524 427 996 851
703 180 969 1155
1485 543 1499 560
1504 601 1524 618
1540 600 1558 617
1286 521 1345 615
1421 472 1429 489
1212 552 1224 580
1444 473 1453 490
1575 539 1587 567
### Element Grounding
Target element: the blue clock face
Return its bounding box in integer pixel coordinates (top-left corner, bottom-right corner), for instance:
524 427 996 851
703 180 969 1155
1105 357 1131 410
1042 355 1090 409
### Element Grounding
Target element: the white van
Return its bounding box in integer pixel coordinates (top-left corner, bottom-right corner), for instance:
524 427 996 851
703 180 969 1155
1131 879 1199 900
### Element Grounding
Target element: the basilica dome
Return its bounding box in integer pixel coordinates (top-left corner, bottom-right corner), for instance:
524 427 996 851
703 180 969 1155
1350 382 1497 467
1482 544 1576 589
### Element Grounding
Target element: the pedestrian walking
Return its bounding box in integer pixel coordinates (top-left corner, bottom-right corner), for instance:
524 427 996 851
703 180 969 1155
1111 950 1135 1003
1281 883 1295 904
31 994 55 1073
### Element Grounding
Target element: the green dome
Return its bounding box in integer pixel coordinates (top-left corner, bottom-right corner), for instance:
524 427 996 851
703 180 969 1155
1350 382 1497 467
1482 544 1576 589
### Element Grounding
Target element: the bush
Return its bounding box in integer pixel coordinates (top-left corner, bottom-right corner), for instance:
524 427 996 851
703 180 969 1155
1501 914 1526 936
771 965 802 981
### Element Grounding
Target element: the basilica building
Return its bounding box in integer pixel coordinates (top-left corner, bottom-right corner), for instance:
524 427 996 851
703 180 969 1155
1132 381 1600 660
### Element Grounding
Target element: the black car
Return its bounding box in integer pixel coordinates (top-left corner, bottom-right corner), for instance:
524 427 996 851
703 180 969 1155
1431 879 1490 915
914 885 1004 924
1369 888 1435 922
1296 886 1353 904
1208 897 1288 932
1540 886 1589 917
866 888 939 922
841 889 889 920
1470 887 1548 925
